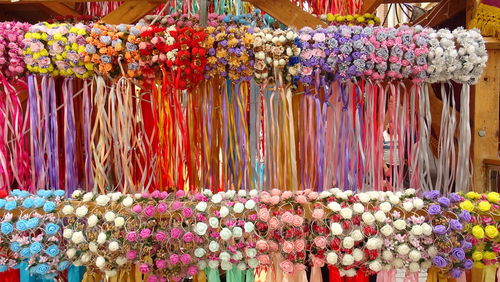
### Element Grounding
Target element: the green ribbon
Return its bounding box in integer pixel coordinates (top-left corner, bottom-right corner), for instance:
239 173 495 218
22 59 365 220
245 269 255 282
206 267 221 282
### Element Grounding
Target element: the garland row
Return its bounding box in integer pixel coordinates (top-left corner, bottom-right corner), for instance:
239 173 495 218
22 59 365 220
0 189 498 281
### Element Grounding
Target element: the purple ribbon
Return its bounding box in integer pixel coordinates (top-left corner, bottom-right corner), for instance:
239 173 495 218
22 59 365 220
28 75 43 190
64 78 77 195
82 80 92 191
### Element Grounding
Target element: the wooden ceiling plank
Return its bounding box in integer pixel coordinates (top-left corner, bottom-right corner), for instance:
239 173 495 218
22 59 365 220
411 0 466 27
42 2 80 17
361 0 383 13
101 1 159 24
246 0 326 29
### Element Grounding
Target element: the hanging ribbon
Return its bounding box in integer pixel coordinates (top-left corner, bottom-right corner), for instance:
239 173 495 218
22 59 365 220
63 78 77 195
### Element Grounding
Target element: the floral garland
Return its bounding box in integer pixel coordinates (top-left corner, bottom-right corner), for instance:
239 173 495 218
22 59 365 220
0 21 30 78
321 13 381 26
23 23 56 75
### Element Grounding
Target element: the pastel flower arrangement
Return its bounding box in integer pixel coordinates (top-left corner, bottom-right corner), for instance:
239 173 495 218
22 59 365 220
23 23 56 75
0 21 31 78
320 13 381 26
54 22 92 78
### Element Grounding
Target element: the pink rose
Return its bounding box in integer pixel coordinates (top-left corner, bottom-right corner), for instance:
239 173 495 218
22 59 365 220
143 205 155 217
183 232 194 242
295 195 307 204
270 196 280 205
281 191 293 200
138 42 148 50
312 256 325 267
269 217 280 229
180 254 191 264
141 192 150 198
172 201 182 210
155 259 166 269
169 254 179 265
301 67 312 76
139 263 149 273
260 192 271 203
299 34 311 41
159 53 166 61
308 192 319 200
270 189 281 196
294 239 305 252
170 228 182 239
126 231 138 242
160 192 168 199
292 215 304 227
151 190 160 198
176 190 185 198
282 241 294 253
301 50 313 60
132 205 142 213
312 33 326 42
147 275 159 282
269 241 279 251
256 240 269 251
187 266 198 276
140 228 151 239
258 255 271 265
303 189 312 195
314 236 327 248
127 250 137 260
280 260 294 274
258 208 270 221
281 212 294 224
182 208 193 217
157 202 167 213
294 263 306 272
312 208 324 220
155 232 167 241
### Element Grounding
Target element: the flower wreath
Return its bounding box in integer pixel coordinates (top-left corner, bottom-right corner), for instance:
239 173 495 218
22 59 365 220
0 21 31 78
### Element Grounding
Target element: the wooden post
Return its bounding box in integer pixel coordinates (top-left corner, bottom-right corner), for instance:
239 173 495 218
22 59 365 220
472 39 500 193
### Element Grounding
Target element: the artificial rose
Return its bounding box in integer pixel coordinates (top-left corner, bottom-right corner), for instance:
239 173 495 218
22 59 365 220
292 215 304 227
331 222 343 236
314 236 327 248
340 208 353 219
282 241 294 253
342 254 354 266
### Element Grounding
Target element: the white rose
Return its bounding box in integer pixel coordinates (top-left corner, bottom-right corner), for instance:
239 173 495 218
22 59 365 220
89 242 98 252
232 251 243 261
248 258 259 269
62 205 74 215
221 261 233 271
244 222 255 233
209 217 219 228
96 256 106 268
116 257 127 266
326 252 338 264
237 190 247 198
75 206 88 218
211 193 223 203
209 241 220 252
82 192 94 202
368 191 380 200
122 196 133 207
246 248 257 258
343 237 354 249
380 225 394 236
104 211 115 222
369 260 382 272
405 189 416 196
382 250 393 261
344 269 357 277
362 212 375 225
219 251 231 261
198 260 208 270
108 241 119 252
81 253 91 263
351 230 363 241
357 193 370 203
195 222 208 235
342 254 354 266
134 193 142 199
409 250 421 262
63 228 73 239
366 238 382 250
196 202 207 212
220 228 233 240
420 261 432 270
219 206 230 218
331 222 343 236
71 190 82 198
203 189 213 197
392 258 404 268
71 231 84 244
195 248 206 258
328 202 341 212
97 232 107 244
110 192 122 202
340 208 353 219
330 188 341 195
233 203 244 213
237 262 247 271
353 203 365 214
374 210 387 222
389 195 400 205
353 249 364 261
249 189 258 198
413 198 424 210
379 202 392 213
345 190 353 196
397 244 410 255
409 262 420 272
105 270 117 277
245 199 256 210
208 260 219 269
225 190 236 199
66 248 76 259
403 201 414 212
72 260 82 267
319 191 332 199
411 225 423 236
393 219 406 230
96 195 110 206
87 214 98 227
232 227 243 238
337 192 348 200
114 217 125 227
422 223 432 236
427 246 438 257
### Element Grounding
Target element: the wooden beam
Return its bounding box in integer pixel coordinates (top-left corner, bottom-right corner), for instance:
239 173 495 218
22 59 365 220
246 0 326 29
361 0 383 13
411 0 466 27
472 49 500 192
101 1 159 24
41 2 80 17
382 0 439 2
485 37 500 50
